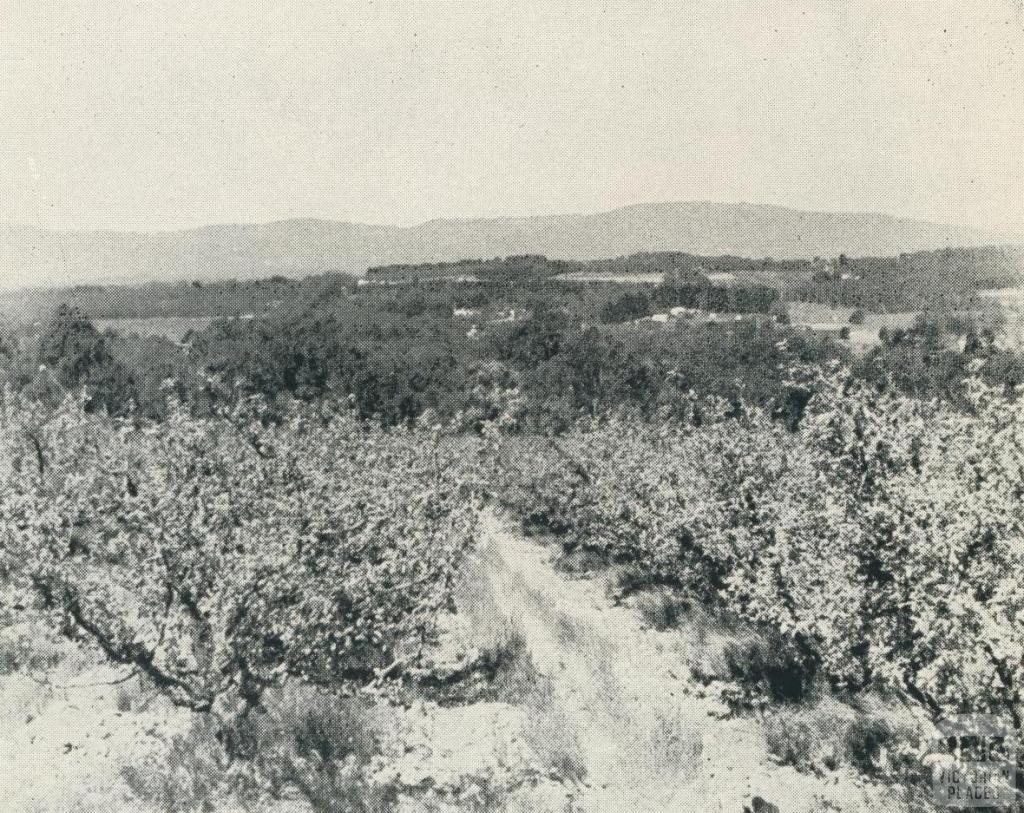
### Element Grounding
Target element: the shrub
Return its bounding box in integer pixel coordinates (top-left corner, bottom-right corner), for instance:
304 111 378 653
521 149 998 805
633 588 690 631
232 684 401 813
763 696 920 778
122 686 402 813
763 700 854 772
722 631 816 703
121 716 231 813
600 292 652 324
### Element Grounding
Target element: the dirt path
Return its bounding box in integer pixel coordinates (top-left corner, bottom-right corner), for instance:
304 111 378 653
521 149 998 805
476 508 900 813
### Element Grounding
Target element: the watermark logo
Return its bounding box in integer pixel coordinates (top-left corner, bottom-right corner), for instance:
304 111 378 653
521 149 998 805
926 714 1017 808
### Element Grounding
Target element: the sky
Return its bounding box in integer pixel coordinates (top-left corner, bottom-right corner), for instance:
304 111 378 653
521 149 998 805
1 1 1022 233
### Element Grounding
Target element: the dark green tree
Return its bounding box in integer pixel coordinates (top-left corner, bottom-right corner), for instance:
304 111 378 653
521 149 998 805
38 305 137 414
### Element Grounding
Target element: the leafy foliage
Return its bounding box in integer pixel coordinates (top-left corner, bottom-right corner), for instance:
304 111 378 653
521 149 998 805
0 391 481 714
494 368 1024 721
37 304 137 415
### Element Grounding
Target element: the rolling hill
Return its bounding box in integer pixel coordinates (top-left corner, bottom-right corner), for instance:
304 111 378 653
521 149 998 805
2 202 1019 290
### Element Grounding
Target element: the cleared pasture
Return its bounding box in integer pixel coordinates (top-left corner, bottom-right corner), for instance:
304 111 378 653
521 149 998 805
95 316 217 341
980 287 1024 349
556 271 665 284
786 301 856 325
787 302 922 351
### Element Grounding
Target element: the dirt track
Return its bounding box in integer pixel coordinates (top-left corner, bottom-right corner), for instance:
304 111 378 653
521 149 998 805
475 508 899 812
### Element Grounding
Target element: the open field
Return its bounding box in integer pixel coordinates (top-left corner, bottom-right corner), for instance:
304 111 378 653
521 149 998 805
786 301 922 351
980 287 1024 349
555 271 665 284
95 316 216 340
786 301 856 325
849 311 923 350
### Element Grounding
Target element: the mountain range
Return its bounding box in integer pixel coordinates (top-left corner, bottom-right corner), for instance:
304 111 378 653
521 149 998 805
2 202 1020 290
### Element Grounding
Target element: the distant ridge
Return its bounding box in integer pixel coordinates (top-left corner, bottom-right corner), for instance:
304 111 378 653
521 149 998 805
2 202 1020 290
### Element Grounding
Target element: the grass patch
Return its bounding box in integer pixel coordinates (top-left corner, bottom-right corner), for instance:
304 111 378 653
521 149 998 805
633 705 701 797
606 563 658 600
0 620 70 675
418 548 541 705
122 684 402 813
113 675 151 713
762 694 920 779
121 715 233 813
674 605 816 705
521 676 587 784
632 587 691 631
721 631 815 703
553 545 609 577
762 698 854 773
474 626 541 705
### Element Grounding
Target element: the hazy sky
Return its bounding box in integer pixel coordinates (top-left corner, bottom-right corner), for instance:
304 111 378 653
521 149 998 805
1 1 1022 232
